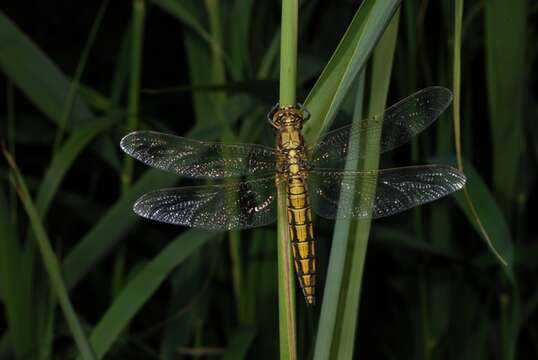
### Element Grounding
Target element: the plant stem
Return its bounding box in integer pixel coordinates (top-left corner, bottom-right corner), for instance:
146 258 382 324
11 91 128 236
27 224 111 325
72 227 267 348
121 0 145 193
3 150 96 360
279 0 298 107
278 0 298 359
52 0 109 154
277 182 297 360
204 0 246 324
115 0 145 298
313 72 365 360
6 81 17 222
453 0 464 172
333 12 399 359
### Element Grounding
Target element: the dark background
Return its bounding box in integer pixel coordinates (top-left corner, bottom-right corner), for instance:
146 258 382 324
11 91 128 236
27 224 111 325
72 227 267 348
0 0 537 359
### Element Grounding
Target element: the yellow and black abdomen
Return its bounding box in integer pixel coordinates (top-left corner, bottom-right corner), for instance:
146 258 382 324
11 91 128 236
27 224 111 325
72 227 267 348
287 176 316 305
275 121 317 305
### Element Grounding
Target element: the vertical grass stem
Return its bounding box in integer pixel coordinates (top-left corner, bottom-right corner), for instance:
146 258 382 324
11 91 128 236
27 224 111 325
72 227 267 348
278 0 298 358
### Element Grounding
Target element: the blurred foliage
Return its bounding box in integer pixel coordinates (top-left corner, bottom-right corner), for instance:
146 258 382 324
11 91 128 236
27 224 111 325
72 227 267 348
0 0 537 359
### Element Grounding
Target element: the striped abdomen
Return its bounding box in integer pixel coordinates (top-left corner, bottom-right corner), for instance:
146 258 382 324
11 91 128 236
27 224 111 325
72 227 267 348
287 176 316 305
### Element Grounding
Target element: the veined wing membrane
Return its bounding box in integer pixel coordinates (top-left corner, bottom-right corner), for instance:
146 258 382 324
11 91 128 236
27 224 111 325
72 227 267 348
133 176 277 230
309 87 453 169
121 130 277 178
309 165 466 220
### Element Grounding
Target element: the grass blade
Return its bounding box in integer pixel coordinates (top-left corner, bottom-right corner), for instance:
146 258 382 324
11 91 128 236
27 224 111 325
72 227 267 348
81 229 216 359
452 0 510 267
221 327 256 360
61 169 177 289
121 0 145 192
150 0 213 46
451 160 513 271
313 71 365 360
0 10 119 170
484 0 526 215
0 10 90 126
302 0 401 144
333 12 399 359
3 150 96 360
228 0 254 79
453 0 464 172
313 7 399 360
0 187 29 358
62 121 226 291
36 114 122 218
279 0 298 107
52 0 109 151
113 0 146 299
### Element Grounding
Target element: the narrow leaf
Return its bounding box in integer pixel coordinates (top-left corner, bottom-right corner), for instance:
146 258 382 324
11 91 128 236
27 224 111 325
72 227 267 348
302 0 401 144
452 160 513 269
83 229 216 359
3 150 96 360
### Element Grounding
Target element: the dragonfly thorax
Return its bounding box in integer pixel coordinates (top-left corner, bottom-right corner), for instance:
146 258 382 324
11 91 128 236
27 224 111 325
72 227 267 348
276 125 309 179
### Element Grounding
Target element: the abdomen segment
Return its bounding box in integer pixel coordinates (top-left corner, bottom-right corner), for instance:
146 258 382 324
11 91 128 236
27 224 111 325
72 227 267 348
287 177 316 305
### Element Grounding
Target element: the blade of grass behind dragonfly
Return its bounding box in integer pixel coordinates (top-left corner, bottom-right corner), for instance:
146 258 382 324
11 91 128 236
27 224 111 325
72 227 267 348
454 8 518 357
29 113 121 360
314 67 365 359
425 2 453 351
121 0 145 192
4 8 117 356
452 0 510 268
182 8 216 127
484 0 526 217
221 327 257 360
150 0 214 48
52 0 110 152
114 0 145 302
159 251 216 360
300 2 399 358
333 13 399 360
61 168 176 289
34 114 122 219
227 0 254 79
3 151 96 360
0 11 91 128
204 0 249 326
108 23 131 105
2 83 33 359
313 70 365 360
0 187 29 358
257 29 281 79
302 0 401 145
75 229 218 359
448 159 518 359
0 10 120 171
61 121 225 291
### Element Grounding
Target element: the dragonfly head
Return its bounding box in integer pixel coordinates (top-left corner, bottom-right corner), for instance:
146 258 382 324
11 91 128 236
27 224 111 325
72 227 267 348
267 103 310 129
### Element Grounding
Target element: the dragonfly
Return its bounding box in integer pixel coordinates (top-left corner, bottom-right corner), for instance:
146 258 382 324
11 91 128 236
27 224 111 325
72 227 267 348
120 86 466 306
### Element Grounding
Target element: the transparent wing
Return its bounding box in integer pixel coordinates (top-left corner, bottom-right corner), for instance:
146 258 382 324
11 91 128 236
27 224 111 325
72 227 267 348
308 165 465 220
133 177 277 230
309 87 453 168
121 130 278 178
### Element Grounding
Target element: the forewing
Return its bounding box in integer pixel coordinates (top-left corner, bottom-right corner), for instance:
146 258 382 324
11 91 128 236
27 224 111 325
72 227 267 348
121 130 277 178
309 165 466 220
133 177 277 230
310 87 453 168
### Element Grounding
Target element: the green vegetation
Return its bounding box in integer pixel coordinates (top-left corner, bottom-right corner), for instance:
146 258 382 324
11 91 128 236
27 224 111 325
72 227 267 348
0 0 536 359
